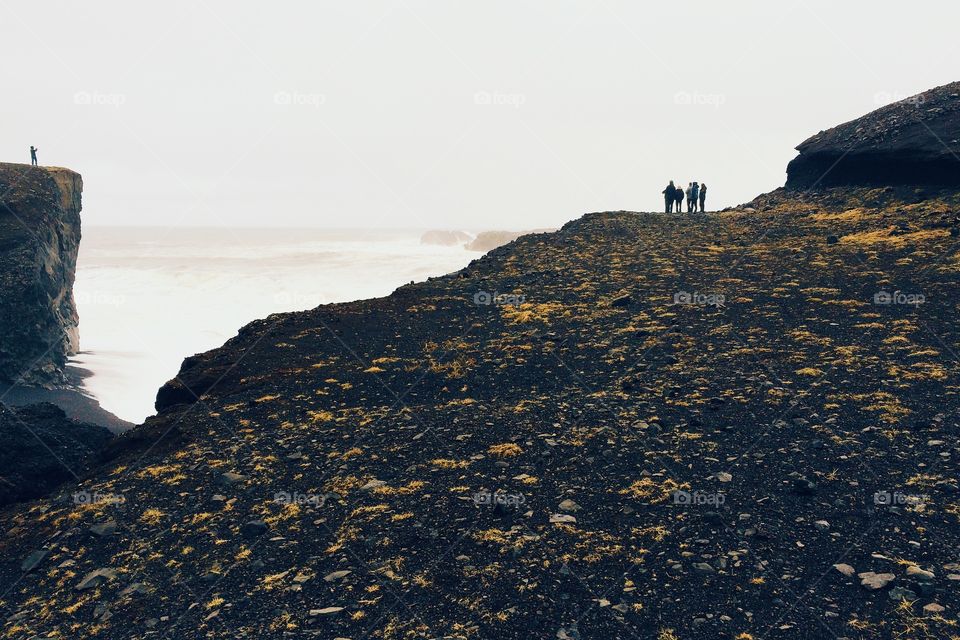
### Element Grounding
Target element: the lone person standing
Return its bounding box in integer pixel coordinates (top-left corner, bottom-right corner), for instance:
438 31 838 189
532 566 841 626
699 183 707 212
662 180 677 213
29 146 38 166
674 183 684 213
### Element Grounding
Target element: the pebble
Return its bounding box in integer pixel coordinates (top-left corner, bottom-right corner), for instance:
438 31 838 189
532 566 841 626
906 565 935 582
240 520 269 538
558 499 580 512
76 568 118 591
858 572 895 590
20 549 49 573
923 603 945 615
832 563 855 577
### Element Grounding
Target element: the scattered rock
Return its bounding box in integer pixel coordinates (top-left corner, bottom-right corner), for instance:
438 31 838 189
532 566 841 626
20 549 49 573
309 607 344 616
858 572 895 590
832 563 856 577
240 520 269 538
324 570 352 582
550 514 576 524
76 568 118 591
923 603 945 615
89 521 118 537
558 499 580 512
906 565 935 582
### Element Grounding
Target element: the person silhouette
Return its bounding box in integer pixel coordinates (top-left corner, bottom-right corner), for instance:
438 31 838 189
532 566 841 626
30 146 38 166
674 183 684 213
699 183 707 212
690 182 700 213
662 180 676 213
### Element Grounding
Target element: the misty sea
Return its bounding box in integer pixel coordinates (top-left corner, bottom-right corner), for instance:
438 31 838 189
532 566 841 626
72 227 475 424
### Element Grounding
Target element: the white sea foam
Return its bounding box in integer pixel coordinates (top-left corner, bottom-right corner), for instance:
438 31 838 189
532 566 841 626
72 227 473 424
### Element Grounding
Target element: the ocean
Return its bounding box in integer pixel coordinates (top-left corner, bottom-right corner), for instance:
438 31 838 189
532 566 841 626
72 227 475 425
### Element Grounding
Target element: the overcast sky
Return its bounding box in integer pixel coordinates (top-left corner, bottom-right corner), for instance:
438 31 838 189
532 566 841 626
2 1 956 229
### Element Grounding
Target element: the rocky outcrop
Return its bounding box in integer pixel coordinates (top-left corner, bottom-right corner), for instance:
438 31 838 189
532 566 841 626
0 163 82 385
786 81 960 188
0 402 112 506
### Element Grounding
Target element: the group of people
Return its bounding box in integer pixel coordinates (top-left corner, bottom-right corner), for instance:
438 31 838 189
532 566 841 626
662 180 706 213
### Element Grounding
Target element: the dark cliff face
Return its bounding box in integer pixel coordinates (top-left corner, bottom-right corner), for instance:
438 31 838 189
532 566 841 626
0 163 82 386
0 402 112 506
786 81 960 188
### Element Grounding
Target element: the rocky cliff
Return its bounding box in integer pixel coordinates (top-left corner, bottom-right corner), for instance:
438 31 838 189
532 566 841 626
2 88 960 640
786 81 960 188
0 163 82 386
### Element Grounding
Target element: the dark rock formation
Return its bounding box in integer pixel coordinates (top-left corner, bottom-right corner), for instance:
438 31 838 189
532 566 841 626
0 402 112 506
0 163 83 385
786 81 960 188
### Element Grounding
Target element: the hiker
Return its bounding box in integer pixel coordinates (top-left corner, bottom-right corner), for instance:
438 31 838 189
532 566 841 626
662 181 676 213
30 146 38 166
690 182 700 213
674 183 684 213
699 183 707 212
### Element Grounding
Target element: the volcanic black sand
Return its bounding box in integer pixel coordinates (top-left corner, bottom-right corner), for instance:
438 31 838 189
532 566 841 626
1 182 959 639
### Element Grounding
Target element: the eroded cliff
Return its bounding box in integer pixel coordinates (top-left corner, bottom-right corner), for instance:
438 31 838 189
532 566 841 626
0 163 82 386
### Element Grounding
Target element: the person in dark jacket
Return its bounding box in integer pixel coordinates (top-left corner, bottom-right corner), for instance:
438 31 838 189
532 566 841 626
662 181 676 213
674 183 684 213
699 183 707 212
690 182 700 212
30 146 38 166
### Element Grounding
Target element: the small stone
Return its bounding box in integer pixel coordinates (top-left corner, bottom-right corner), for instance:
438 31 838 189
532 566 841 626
218 472 247 485
240 520 269 538
324 570 352 582
832 563 855 577
310 607 344 616
858 571 895 590
550 514 576 524
76 568 118 591
923 603 945 615
814 520 830 532
611 294 632 308
693 562 715 573
361 480 387 490
21 549 49 573
906 565 935 582
716 472 733 483
888 586 918 602
89 521 118 537
558 499 580 512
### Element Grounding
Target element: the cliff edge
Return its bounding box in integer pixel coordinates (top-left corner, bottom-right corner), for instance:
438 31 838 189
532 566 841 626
786 81 960 188
0 163 82 386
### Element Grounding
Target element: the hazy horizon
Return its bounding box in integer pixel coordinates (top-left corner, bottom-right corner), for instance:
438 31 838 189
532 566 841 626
2 1 957 229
